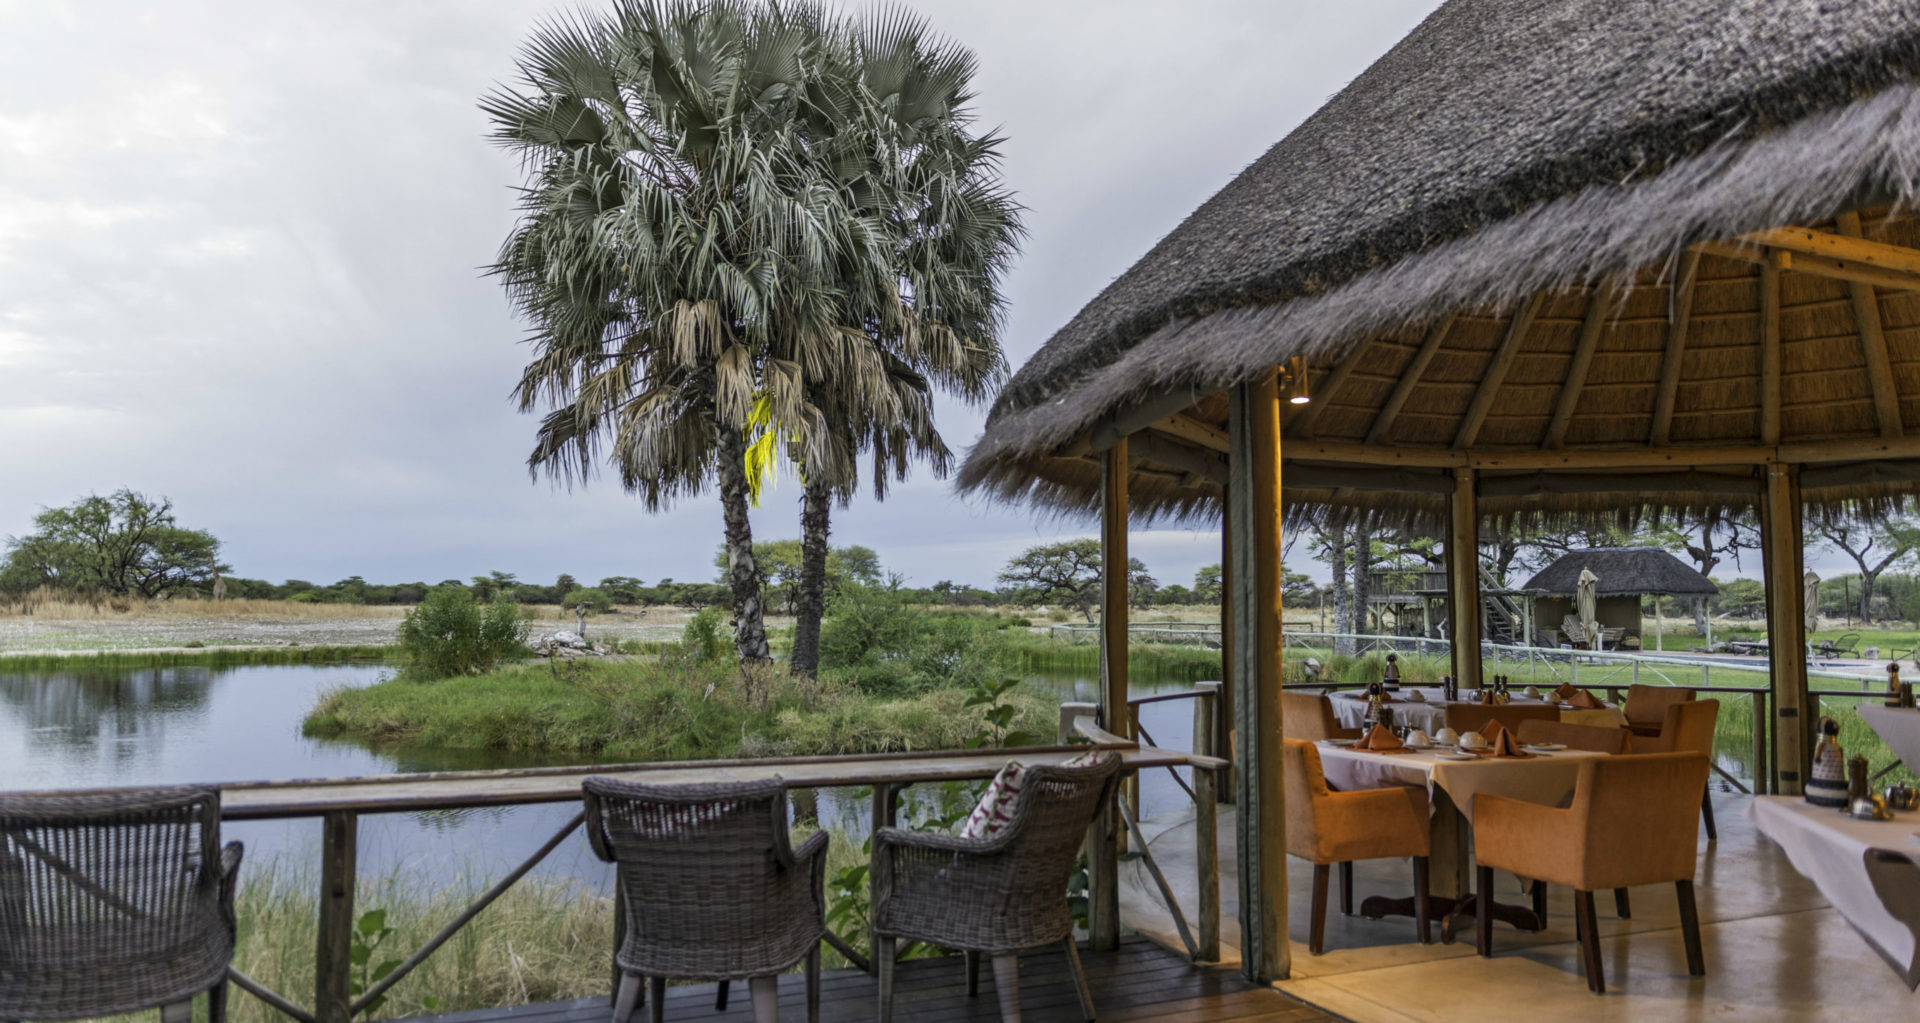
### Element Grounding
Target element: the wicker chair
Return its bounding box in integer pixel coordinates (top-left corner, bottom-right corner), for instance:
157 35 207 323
0 785 243 1023
582 777 828 1023
871 753 1121 1023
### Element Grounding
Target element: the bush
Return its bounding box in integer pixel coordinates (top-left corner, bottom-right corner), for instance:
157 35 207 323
818 585 920 667
562 588 613 617
396 587 528 680
682 606 730 663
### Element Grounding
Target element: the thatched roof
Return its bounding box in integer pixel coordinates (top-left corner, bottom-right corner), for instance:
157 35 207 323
1522 547 1719 598
961 0 1920 528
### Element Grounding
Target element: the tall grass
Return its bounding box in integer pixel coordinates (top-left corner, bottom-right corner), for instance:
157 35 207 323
0 645 393 671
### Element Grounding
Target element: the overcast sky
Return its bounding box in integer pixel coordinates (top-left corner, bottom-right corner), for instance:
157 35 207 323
0 0 1623 593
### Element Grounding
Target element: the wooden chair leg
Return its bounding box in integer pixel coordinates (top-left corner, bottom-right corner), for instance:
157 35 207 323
991 954 1022 1023
1677 880 1706 976
1475 866 1494 958
1576 890 1604 994
878 936 897 1023
1614 887 1631 919
1702 789 1718 842
717 979 730 1010
749 975 778 1023
611 972 642 1023
1309 863 1330 955
1062 936 1096 1022
160 1001 191 1023
967 949 981 996
209 975 229 1023
648 977 666 1023
1339 860 1354 915
807 944 821 1023
1413 856 1431 945
1531 879 1547 923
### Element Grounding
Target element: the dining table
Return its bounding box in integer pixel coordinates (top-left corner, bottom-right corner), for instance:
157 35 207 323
1327 686 1627 732
1862 704 1920 775
1315 740 1609 939
1748 795 1920 989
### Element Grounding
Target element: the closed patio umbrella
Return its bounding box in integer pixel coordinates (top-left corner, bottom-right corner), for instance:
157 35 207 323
1805 571 1821 636
1577 567 1599 651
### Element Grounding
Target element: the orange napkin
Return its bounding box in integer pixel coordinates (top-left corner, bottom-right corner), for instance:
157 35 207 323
1554 682 1580 701
1568 689 1605 709
1479 689 1498 705
1354 724 1410 753
1487 729 1532 758
1478 718 1507 747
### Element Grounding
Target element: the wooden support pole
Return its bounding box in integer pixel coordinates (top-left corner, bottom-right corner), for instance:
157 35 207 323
1217 492 1235 804
1447 469 1483 689
1651 252 1702 447
1228 371 1289 984
1836 212 1904 438
1761 462 1811 793
1193 681 1221 963
1544 280 1618 449
315 811 357 1023
1761 258 1782 446
1102 439 1131 741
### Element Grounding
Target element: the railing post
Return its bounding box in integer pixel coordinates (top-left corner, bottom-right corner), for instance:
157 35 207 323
316 810 357 1023
1193 682 1220 962
1061 701 1118 950
1752 690 1770 795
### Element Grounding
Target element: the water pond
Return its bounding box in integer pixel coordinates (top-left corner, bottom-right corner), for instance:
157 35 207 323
0 661 1203 892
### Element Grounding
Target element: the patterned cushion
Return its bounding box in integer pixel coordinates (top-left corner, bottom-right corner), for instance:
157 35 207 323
959 751 1102 840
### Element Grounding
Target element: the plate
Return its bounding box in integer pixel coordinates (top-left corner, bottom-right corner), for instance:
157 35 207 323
1434 751 1478 761
1323 738 1358 747
1526 742 1567 751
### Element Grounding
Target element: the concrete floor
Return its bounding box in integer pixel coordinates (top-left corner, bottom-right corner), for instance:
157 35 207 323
1120 792 1916 1021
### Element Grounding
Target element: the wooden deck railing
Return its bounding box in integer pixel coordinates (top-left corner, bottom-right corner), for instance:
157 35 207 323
13 741 1215 1023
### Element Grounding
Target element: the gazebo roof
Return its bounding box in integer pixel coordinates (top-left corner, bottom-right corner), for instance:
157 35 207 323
1521 547 1720 599
960 0 1920 528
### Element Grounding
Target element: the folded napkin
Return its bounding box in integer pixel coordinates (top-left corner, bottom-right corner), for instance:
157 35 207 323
1477 718 1507 746
1567 689 1605 709
1487 729 1532 758
1554 682 1580 701
1355 724 1406 752
1478 689 1498 705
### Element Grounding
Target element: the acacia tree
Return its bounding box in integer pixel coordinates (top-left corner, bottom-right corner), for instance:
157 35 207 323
1812 509 1920 621
996 539 1148 622
1 490 227 599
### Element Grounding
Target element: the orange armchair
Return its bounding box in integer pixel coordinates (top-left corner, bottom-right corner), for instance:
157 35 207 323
1282 738 1429 953
1472 752 1709 994
1634 699 1721 839
1622 684 1696 738
1282 691 1362 741
1514 719 1632 754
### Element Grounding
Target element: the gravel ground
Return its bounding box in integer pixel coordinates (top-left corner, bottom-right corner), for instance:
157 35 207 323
0 608 722 655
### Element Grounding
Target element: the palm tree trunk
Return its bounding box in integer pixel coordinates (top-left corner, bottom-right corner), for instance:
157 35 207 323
789 478 833 677
717 420 771 664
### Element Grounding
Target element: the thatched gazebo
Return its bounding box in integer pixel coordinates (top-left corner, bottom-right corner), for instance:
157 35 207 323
1523 547 1719 648
959 0 1920 982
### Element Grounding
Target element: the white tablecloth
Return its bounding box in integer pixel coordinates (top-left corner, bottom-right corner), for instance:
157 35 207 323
1862 705 1920 775
1747 796 1920 989
1328 688 1625 732
1315 744 1605 821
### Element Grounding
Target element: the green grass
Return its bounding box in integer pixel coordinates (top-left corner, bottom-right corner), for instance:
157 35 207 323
1000 634 1222 681
0 645 394 672
304 657 1056 761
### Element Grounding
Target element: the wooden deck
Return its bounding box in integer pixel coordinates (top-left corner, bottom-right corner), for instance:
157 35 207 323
398 938 1335 1023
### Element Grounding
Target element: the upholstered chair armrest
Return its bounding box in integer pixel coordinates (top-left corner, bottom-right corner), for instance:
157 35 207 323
1319 785 1430 859
1473 794 1578 886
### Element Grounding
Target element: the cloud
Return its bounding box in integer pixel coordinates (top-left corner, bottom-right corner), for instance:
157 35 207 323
0 0 1448 588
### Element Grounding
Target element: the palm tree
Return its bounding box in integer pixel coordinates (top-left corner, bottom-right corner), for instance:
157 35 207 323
781 14 1022 675
485 0 881 663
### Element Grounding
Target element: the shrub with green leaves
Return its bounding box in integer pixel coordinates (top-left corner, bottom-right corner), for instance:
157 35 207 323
682 606 730 664
396 586 528 679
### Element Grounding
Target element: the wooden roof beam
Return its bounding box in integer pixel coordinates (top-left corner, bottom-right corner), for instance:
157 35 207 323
1365 313 1456 446
1543 279 1619 449
1150 412 1228 453
1286 339 1373 440
1835 212 1904 437
1650 251 1701 447
1760 254 1782 446
1695 238 1920 294
1453 294 1543 449
1284 432 1920 470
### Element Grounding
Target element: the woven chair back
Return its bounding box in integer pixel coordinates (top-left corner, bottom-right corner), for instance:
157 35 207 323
582 777 821 979
0 785 228 1017
1281 692 1346 741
